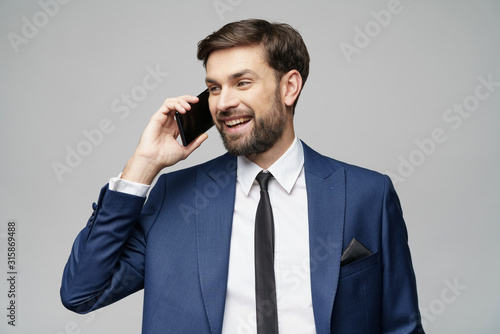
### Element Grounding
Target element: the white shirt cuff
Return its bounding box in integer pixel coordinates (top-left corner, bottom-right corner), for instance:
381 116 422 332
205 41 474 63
109 173 150 197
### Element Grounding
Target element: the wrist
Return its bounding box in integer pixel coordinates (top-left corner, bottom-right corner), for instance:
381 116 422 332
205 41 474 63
121 155 164 185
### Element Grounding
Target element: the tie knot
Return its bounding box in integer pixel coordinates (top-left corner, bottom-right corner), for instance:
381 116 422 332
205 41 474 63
256 171 272 191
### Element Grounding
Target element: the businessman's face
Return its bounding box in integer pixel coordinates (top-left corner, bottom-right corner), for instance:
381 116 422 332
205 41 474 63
205 44 290 156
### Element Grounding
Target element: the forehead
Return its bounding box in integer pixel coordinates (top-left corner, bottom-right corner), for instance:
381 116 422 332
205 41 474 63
205 45 271 79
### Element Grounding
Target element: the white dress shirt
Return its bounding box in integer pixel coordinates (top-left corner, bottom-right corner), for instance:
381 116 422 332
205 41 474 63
109 137 316 333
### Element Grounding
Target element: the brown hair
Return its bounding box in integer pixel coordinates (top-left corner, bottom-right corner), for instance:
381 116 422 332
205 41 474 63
197 19 310 109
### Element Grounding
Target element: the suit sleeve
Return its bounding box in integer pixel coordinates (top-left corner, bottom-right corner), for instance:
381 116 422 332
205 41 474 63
60 177 166 314
380 175 424 333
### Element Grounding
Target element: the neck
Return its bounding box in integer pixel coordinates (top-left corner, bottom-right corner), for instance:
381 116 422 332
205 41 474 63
245 123 295 170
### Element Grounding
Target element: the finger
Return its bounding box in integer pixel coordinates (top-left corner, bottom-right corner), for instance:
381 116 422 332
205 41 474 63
159 95 199 115
177 99 192 111
178 94 199 104
183 133 208 157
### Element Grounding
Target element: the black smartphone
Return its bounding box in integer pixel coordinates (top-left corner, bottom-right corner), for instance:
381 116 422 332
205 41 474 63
175 89 214 146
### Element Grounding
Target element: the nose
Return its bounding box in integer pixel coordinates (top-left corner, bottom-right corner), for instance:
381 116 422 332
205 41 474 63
216 88 239 112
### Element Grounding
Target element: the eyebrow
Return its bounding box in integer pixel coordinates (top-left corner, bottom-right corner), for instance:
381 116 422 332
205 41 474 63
205 69 259 84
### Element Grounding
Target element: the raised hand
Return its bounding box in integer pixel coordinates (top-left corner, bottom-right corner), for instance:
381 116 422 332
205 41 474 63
121 95 209 184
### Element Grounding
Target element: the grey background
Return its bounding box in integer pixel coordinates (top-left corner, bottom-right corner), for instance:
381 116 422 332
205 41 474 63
1 0 499 333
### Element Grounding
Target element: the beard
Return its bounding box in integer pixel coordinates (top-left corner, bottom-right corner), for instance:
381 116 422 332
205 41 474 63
216 87 287 156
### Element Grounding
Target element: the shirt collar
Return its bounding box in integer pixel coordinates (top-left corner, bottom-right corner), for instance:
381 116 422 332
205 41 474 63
237 136 304 196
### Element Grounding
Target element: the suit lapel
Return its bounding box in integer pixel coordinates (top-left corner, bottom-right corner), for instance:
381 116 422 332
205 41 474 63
303 143 346 334
195 154 237 334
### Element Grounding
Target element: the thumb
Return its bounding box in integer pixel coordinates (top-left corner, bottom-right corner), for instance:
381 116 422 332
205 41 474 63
182 133 209 158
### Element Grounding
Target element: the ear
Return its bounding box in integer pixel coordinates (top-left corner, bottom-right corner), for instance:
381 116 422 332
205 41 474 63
281 70 302 108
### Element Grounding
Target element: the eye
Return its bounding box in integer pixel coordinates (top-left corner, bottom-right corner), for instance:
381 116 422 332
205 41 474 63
208 85 221 95
236 81 251 90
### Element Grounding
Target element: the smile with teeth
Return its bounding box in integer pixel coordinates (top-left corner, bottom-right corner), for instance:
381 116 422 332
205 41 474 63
224 117 252 128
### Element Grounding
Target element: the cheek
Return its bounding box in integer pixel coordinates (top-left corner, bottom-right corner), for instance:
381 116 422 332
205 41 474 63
244 99 266 118
208 97 218 119
251 88 276 111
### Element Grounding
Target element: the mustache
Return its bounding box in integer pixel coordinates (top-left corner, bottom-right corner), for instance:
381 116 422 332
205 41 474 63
216 108 255 120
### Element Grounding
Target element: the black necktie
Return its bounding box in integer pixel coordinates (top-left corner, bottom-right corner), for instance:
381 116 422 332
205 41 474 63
254 171 279 333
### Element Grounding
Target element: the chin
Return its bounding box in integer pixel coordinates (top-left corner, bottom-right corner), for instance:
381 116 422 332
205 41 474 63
222 135 275 157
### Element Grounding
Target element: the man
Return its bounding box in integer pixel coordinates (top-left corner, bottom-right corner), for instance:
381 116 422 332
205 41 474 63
61 19 424 333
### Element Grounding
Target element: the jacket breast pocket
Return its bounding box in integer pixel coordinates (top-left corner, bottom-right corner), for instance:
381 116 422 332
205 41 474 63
339 251 379 279
331 252 382 333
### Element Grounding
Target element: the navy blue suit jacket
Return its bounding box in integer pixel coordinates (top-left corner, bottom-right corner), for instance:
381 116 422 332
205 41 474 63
61 142 423 333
